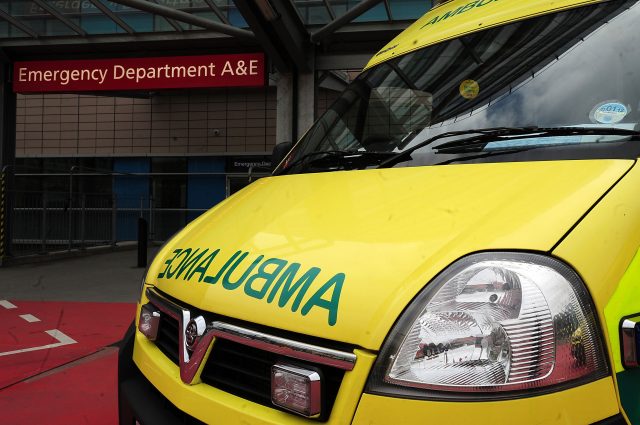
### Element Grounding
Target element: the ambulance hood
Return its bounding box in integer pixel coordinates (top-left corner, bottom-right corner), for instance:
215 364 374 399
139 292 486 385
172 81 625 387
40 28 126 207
151 160 631 350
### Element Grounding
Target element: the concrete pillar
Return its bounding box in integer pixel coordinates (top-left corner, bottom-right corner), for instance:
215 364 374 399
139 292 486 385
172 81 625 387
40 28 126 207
276 72 293 145
296 71 315 140
0 61 16 265
275 68 316 145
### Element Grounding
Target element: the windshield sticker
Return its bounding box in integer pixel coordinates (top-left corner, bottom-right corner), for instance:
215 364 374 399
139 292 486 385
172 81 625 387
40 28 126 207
460 79 480 99
420 0 500 29
591 101 629 124
157 247 344 326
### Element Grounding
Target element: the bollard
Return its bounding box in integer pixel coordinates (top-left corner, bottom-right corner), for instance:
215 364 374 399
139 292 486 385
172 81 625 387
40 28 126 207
0 170 5 266
111 196 117 247
41 192 47 254
137 217 148 268
80 194 86 250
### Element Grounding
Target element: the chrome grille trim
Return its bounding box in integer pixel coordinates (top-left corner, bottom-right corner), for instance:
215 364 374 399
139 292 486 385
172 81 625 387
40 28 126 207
146 287 356 372
210 321 356 370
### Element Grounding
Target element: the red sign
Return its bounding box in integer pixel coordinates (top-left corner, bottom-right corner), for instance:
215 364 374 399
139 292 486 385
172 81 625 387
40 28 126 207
13 53 265 93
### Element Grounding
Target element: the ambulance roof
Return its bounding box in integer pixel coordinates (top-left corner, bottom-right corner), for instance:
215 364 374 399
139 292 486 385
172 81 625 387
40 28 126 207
365 0 605 69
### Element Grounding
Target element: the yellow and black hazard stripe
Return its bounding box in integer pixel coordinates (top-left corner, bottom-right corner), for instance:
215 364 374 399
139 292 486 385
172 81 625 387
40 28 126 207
0 169 5 262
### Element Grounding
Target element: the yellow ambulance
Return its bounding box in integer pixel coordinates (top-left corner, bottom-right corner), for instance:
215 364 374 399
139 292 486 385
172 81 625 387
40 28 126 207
118 0 640 423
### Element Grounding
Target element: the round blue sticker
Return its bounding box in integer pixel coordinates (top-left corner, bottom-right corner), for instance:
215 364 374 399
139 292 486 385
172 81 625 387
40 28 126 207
591 101 629 124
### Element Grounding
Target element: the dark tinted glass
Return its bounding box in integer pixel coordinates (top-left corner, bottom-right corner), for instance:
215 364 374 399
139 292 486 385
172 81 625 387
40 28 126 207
282 1 640 173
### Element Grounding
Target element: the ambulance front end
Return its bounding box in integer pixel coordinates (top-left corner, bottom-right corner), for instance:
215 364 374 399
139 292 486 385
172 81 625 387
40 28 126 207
119 1 640 424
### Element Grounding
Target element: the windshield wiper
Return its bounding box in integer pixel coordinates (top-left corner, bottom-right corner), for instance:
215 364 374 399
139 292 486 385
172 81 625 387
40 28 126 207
276 150 396 175
435 127 640 153
378 126 640 168
434 147 533 165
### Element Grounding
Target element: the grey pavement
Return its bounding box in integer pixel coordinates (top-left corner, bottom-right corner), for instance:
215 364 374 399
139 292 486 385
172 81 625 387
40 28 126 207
0 248 157 303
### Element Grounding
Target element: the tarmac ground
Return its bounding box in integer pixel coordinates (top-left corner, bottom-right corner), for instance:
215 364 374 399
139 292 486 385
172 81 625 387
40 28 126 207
0 248 150 302
0 249 155 425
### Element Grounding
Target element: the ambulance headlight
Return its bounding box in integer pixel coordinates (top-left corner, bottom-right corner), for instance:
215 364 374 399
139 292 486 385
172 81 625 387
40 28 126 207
368 253 609 397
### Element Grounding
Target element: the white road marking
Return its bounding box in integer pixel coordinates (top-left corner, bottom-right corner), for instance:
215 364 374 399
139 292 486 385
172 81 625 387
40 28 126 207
19 314 41 323
45 329 76 345
0 329 77 357
0 300 17 309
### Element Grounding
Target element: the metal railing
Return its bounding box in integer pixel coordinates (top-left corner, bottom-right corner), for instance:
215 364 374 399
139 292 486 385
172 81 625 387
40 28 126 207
5 190 206 258
0 165 268 263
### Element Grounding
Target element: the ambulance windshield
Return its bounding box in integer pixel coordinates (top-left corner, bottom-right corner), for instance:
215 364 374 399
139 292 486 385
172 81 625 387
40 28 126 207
277 0 640 174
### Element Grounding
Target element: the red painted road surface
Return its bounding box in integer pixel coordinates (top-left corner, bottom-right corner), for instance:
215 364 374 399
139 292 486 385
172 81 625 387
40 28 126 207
0 300 135 424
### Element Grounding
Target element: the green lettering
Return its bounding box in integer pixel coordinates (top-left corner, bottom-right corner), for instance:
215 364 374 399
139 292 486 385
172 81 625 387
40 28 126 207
244 258 288 299
167 248 192 279
267 263 320 312
458 0 479 14
301 273 345 326
204 250 243 284
157 248 182 279
175 248 208 280
420 0 490 30
420 15 440 28
167 248 194 279
188 249 220 282
222 254 264 290
437 6 464 23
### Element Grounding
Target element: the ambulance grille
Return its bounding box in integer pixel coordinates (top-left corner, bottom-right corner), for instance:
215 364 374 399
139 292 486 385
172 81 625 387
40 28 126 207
152 316 345 420
147 288 351 420
200 338 344 420
155 313 180 364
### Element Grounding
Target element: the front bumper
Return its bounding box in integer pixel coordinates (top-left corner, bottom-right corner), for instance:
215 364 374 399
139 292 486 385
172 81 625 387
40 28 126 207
119 323 205 425
120 321 376 425
119 320 626 425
